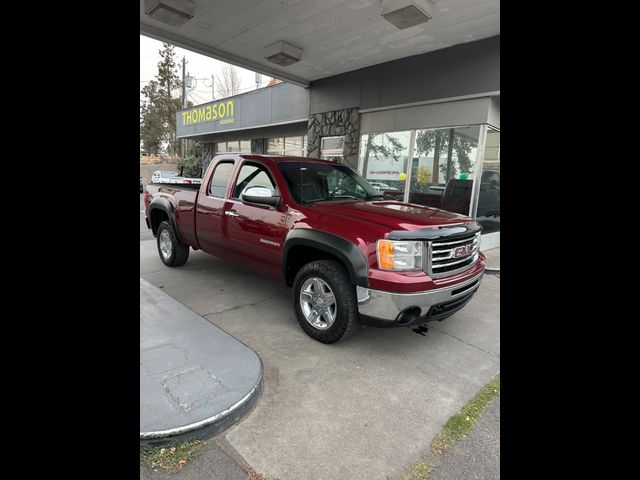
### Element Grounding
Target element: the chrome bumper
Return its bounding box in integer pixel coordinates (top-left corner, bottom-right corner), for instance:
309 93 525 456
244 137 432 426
356 271 484 322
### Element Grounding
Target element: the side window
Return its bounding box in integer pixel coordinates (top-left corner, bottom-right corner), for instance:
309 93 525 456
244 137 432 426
233 163 276 198
208 162 235 197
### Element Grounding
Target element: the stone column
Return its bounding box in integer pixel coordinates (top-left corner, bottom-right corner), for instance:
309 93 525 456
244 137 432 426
306 108 360 170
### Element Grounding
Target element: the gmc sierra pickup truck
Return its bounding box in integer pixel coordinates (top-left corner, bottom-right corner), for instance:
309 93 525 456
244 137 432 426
144 154 485 344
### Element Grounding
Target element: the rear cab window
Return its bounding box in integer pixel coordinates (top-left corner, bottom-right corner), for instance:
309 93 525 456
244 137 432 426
208 161 235 197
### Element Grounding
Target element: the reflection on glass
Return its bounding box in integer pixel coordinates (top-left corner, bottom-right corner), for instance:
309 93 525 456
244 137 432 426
358 131 411 201
284 136 304 156
476 129 500 234
240 140 251 153
215 142 228 153
322 136 344 151
409 126 480 215
227 141 240 153
267 137 284 154
266 136 306 156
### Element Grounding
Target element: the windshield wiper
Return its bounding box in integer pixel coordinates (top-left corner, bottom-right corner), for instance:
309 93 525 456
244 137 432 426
323 194 361 201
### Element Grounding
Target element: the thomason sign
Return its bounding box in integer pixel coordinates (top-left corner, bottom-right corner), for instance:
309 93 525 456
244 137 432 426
181 100 235 126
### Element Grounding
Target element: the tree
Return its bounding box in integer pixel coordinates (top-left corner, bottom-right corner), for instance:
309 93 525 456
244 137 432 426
140 43 182 156
215 64 241 98
415 129 476 185
361 133 405 176
415 166 432 186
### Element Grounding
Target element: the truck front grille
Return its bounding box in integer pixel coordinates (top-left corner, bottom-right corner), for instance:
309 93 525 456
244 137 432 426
427 233 480 278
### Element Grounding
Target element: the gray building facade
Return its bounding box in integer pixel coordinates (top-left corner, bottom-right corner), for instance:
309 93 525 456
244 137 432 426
176 36 500 248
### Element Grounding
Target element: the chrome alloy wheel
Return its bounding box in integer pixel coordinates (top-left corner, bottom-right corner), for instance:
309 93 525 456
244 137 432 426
159 229 172 260
299 277 337 330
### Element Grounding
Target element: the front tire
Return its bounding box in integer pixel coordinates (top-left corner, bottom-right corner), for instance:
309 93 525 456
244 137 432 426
293 260 359 344
157 220 189 267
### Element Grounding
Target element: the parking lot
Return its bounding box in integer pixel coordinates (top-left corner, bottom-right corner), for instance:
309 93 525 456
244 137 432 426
140 194 500 480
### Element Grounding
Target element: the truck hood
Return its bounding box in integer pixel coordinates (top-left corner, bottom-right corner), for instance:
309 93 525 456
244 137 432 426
311 200 471 232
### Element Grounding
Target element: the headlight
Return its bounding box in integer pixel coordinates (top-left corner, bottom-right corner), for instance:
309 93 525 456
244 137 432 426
376 239 423 271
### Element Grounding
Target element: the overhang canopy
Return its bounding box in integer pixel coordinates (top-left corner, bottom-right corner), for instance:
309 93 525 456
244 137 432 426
140 0 499 87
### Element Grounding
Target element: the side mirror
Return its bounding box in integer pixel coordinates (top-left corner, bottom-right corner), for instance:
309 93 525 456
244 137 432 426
241 186 280 207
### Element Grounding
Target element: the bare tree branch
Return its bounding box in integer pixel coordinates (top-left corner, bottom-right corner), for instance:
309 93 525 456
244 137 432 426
215 65 241 98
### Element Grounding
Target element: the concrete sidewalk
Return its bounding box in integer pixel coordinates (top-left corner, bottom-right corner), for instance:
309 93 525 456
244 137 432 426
140 278 262 444
483 247 500 271
141 240 500 479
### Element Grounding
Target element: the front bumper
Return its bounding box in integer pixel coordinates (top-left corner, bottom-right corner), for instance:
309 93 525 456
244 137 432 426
357 271 484 327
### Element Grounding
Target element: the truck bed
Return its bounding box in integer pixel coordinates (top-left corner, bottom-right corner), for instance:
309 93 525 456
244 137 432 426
145 183 201 247
147 182 201 190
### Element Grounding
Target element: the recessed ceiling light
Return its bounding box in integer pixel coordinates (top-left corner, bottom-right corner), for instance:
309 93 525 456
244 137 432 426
264 41 302 67
381 0 433 30
145 0 194 28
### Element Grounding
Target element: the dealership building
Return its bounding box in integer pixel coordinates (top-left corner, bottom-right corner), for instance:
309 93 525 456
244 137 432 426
175 37 500 249
143 2 500 249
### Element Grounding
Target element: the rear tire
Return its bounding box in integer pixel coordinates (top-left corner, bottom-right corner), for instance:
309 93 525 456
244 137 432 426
292 260 359 344
157 220 189 267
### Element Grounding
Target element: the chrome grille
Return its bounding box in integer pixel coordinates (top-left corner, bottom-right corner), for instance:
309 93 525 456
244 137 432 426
427 233 480 278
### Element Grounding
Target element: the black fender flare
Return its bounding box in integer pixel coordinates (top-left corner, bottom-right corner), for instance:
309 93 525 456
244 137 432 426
283 229 369 287
147 196 182 243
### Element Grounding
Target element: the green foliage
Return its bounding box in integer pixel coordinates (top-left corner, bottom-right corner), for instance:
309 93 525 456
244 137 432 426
177 140 204 177
415 129 477 183
432 375 500 454
140 43 183 156
178 155 203 178
140 439 203 472
364 133 405 162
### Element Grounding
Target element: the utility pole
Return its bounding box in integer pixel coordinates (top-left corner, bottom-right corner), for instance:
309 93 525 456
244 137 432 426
181 56 186 158
211 74 215 101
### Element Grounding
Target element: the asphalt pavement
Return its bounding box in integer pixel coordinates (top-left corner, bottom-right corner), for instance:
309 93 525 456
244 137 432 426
429 396 500 480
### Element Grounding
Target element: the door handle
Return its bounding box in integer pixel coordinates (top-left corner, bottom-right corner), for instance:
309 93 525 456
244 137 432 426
225 210 239 217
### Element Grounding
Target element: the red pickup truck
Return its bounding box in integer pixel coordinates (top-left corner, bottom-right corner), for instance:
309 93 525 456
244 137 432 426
144 154 485 344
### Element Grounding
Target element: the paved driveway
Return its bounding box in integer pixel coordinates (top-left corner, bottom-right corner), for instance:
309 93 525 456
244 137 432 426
140 239 500 480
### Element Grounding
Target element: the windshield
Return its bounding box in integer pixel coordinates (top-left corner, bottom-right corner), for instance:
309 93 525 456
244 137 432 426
160 172 179 177
278 162 383 204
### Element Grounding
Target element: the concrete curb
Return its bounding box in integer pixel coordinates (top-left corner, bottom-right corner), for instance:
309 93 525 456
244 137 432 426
140 369 263 445
140 278 264 446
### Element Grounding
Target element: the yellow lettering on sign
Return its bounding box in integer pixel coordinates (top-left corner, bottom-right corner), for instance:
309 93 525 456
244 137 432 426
181 100 235 125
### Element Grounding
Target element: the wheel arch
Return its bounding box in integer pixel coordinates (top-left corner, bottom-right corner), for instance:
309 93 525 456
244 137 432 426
147 196 182 243
283 229 369 288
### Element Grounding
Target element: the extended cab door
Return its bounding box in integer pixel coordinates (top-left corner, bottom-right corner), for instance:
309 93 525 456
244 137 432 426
194 159 236 255
224 160 288 280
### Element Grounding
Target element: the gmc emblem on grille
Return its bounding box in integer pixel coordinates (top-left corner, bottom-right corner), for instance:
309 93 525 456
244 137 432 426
454 245 472 258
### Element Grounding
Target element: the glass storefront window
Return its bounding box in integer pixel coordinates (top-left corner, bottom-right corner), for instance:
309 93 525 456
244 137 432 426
408 126 480 215
216 140 251 154
267 136 307 156
476 129 500 234
267 137 284 154
284 136 304 156
358 131 411 201
321 136 344 162
240 140 251 153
